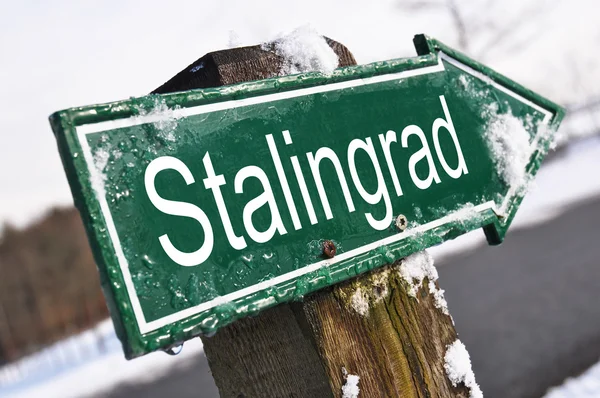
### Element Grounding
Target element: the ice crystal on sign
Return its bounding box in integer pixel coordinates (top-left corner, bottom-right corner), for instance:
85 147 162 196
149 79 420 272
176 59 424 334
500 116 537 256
94 148 110 171
444 340 483 398
134 97 181 141
447 202 478 223
398 251 449 315
90 148 110 198
483 104 532 190
264 25 339 75
445 202 483 232
457 74 491 101
341 367 360 398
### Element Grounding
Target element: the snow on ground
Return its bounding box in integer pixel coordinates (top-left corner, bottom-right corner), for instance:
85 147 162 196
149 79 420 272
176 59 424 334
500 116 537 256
544 359 600 398
0 320 204 398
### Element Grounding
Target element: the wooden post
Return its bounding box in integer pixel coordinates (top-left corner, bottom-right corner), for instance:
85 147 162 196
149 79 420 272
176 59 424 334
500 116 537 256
153 39 470 398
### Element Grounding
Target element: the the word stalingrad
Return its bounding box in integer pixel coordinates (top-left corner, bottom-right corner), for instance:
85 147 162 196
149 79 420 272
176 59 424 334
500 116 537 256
144 95 469 266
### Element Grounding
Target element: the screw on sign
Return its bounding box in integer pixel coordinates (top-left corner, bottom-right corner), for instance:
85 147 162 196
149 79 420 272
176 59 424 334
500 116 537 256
50 33 563 397
395 215 408 231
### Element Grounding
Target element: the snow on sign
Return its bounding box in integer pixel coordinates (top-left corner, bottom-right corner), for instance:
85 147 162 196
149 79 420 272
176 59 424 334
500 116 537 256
50 35 563 358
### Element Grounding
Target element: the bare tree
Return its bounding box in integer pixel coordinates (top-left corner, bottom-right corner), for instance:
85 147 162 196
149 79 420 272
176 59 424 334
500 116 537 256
396 0 557 60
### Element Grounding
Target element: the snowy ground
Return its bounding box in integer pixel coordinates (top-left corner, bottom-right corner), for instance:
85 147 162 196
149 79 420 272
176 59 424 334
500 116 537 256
1 135 599 398
0 321 204 398
544 361 600 398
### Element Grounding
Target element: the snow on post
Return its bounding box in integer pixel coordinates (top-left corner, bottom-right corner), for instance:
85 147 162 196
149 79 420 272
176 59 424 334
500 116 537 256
444 339 483 398
350 287 370 316
398 251 449 315
347 268 391 316
341 367 360 398
263 25 339 75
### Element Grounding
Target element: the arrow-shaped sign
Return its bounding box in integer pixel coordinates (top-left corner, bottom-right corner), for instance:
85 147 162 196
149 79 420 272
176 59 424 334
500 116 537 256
50 35 564 358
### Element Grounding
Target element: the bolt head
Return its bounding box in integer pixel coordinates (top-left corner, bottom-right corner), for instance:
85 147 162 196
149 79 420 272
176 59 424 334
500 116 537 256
322 240 336 258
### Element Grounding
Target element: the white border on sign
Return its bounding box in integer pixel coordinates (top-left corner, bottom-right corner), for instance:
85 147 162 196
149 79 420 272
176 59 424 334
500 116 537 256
76 54 552 334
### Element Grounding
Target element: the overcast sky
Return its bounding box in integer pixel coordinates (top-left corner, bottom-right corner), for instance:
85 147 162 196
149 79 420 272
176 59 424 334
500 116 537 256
1 0 598 228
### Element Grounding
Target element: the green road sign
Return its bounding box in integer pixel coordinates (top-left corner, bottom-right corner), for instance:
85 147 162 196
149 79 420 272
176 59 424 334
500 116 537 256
50 35 564 358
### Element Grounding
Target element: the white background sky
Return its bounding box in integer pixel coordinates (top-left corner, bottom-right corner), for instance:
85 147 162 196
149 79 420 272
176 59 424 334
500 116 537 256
1 0 599 228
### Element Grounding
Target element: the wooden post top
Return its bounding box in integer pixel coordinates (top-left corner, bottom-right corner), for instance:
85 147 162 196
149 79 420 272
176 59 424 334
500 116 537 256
152 37 357 94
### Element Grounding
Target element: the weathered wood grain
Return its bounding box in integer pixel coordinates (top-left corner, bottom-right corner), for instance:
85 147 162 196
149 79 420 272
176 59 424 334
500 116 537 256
301 264 469 397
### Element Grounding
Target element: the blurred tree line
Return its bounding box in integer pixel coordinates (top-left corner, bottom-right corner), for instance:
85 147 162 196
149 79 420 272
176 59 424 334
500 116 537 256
0 208 108 364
